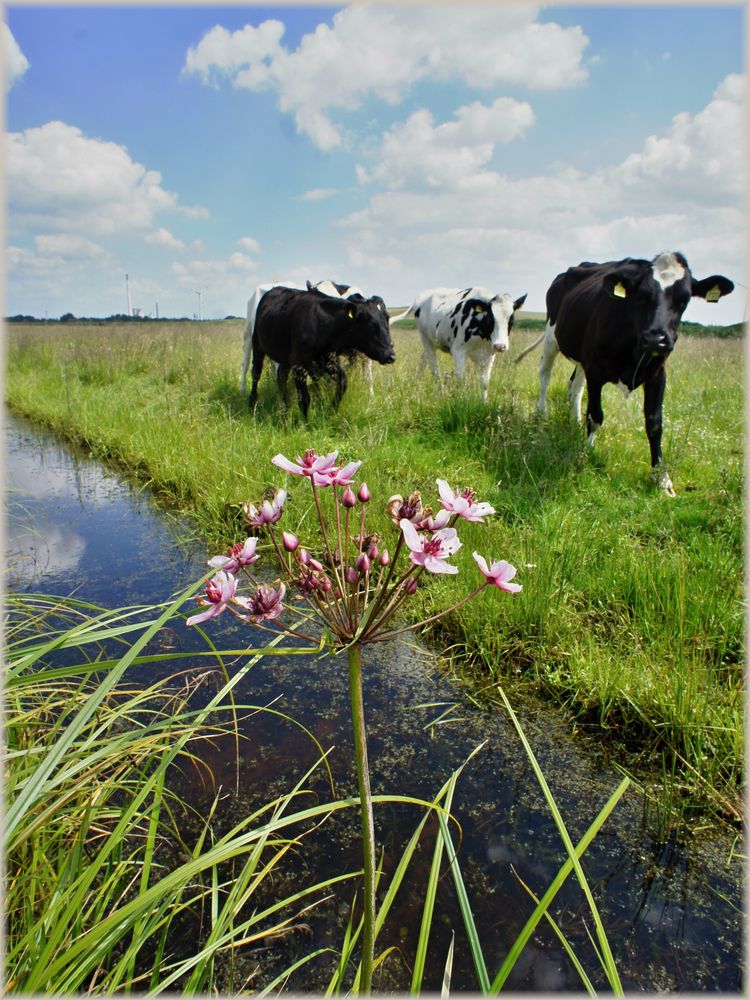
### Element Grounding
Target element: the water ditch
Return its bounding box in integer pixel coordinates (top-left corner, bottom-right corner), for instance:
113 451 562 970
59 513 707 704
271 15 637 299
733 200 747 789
5 410 744 992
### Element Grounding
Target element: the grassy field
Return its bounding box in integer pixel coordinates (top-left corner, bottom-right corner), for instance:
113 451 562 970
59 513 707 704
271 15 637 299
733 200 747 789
5 317 744 823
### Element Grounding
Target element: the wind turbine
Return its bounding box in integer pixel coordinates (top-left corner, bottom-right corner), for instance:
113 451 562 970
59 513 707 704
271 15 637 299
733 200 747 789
190 288 203 321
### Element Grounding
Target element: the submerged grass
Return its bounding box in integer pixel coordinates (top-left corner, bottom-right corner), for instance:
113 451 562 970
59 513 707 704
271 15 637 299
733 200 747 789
5 319 744 821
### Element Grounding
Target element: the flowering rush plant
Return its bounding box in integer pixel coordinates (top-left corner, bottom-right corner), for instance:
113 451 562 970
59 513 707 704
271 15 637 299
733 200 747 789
187 448 521 645
187 447 520 994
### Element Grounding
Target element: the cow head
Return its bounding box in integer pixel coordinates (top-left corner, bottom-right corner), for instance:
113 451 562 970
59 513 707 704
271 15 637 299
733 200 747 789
602 252 734 359
482 292 527 353
345 299 396 365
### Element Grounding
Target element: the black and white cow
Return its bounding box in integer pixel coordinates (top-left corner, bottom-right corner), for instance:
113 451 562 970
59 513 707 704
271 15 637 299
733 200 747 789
240 279 390 396
515 251 734 494
394 287 527 404
248 286 396 417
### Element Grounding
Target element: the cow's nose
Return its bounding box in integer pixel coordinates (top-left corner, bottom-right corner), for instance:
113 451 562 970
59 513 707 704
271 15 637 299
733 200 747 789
494 343 509 353
644 330 673 356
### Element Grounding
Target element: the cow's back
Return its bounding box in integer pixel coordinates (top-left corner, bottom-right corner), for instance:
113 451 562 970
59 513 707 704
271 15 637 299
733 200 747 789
413 288 471 347
254 286 312 363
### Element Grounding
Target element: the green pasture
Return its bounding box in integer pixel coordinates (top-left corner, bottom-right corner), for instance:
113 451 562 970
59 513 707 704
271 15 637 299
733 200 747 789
4 318 744 821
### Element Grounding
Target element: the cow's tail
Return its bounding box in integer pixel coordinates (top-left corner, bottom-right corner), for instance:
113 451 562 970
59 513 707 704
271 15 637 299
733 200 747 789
388 305 412 326
514 332 546 364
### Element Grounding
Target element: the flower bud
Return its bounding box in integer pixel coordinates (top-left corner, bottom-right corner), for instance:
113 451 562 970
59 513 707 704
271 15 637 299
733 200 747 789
282 531 299 552
405 577 418 595
355 552 371 574
379 549 390 567
345 566 359 585
320 575 332 593
357 482 371 503
309 556 324 573
341 486 357 508
367 542 379 560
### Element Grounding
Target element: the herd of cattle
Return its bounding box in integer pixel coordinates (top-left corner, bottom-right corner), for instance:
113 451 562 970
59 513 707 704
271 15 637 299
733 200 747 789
239 252 734 495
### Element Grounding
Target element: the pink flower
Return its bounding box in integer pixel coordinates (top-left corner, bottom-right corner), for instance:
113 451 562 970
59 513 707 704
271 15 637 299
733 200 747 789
400 518 461 575
414 508 451 532
272 449 339 486
472 553 522 593
387 491 423 525
436 480 495 523
237 582 286 622
187 571 238 626
341 486 357 508
282 531 299 552
244 489 287 527
330 460 362 486
208 537 259 574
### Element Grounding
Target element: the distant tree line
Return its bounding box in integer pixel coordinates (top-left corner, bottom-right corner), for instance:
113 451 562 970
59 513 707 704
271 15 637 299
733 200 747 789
4 313 743 337
5 313 242 324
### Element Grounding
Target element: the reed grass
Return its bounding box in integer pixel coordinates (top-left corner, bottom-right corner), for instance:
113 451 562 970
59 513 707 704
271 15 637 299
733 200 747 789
6 589 632 994
5 319 744 822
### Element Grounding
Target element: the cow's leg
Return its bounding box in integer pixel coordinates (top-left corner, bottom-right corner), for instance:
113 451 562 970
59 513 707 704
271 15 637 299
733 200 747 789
643 368 674 496
331 356 348 408
452 347 468 384
240 318 253 395
584 377 604 446
478 355 495 406
536 322 559 415
567 364 586 423
275 363 292 407
248 336 265 408
418 335 441 384
293 365 311 418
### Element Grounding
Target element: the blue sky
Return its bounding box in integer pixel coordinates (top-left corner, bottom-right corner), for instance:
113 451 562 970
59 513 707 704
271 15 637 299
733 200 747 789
5 4 746 324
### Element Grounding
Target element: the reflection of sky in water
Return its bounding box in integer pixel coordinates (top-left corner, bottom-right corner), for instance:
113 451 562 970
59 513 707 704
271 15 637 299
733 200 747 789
4 412 743 993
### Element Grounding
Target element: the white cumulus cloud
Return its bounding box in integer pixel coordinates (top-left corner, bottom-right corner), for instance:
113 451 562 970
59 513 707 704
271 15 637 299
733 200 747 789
6 121 206 236
183 5 587 151
358 97 535 189
236 235 262 253
5 25 29 89
332 73 745 322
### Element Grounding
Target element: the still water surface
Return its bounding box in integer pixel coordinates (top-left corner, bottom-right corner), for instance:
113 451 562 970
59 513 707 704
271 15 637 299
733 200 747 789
5 412 743 992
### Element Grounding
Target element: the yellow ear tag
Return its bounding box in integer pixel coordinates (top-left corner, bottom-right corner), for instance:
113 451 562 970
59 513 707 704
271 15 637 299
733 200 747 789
347 307 355 319
705 285 721 303
613 281 627 298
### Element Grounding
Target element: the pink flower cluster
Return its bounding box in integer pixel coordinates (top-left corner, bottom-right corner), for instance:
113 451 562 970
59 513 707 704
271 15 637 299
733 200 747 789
187 448 521 646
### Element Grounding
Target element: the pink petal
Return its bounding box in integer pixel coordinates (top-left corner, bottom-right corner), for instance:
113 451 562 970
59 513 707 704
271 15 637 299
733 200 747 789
400 517 422 552
272 453 303 475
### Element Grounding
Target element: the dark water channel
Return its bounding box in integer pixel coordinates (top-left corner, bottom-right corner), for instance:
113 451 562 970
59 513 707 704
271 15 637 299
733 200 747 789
5 411 744 993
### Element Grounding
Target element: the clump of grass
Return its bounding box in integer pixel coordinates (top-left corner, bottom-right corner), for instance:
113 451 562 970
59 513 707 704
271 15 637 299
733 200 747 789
5 320 744 822
5 589 357 993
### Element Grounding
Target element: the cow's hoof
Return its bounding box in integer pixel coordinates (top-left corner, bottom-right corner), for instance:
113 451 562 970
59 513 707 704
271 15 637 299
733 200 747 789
651 468 676 497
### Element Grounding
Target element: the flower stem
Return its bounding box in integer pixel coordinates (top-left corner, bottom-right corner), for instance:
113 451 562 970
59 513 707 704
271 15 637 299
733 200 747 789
348 644 376 993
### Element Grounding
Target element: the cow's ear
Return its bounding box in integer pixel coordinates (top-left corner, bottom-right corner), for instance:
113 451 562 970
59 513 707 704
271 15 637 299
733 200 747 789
513 293 527 311
690 275 734 302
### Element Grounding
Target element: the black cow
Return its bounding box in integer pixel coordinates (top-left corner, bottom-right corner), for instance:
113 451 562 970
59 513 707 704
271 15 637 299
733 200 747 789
249 286 396 417
516 251 733 494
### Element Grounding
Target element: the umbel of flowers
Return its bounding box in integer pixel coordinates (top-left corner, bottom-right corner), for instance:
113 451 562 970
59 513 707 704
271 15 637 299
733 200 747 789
187 448 521 994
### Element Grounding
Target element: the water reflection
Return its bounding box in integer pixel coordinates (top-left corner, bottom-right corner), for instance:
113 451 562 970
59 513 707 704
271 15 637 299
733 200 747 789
4 411 743 992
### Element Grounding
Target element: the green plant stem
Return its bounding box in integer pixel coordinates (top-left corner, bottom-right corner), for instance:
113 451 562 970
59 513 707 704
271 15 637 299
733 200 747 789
348 644 376 994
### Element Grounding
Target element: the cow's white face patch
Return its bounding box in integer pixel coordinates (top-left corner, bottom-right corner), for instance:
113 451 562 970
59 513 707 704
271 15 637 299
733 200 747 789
489 294 514 351
652 252 686 290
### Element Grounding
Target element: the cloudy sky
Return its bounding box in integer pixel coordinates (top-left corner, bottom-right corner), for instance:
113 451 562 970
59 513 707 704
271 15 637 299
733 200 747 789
5 4 747 324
